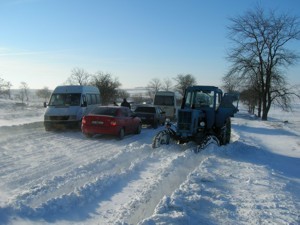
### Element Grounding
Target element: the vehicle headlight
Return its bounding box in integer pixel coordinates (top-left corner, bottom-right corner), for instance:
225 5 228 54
200 121 205 127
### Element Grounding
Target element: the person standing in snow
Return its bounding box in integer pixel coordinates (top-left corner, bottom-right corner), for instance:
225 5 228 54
121 98 131 109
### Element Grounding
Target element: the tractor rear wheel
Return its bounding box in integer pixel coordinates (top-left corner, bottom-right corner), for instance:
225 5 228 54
225 118 231 144
219 117 231 145
223 118 231 145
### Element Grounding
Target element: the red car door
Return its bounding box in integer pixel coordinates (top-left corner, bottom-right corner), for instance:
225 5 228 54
126 108 137 133
119 108 130 134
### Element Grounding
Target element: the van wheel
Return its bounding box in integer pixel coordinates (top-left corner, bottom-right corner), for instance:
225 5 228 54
45 125 52 131
78 121 82 130
119 128 125 140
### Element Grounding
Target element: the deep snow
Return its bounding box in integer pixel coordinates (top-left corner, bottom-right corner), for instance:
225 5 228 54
0 99 299 225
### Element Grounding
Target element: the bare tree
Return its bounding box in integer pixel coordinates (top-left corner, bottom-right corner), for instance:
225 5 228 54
222 72 242 93
0 77 12 99
147 78 162 93
131 93 144 104
226 6 300 120
174 74 196 96
239 85 260 114
116 89 130 101
162 78 173 91
225 66 263 116
36 86 52 102
66 67 90 85
270 71 300 111
90 72 121 105
147 78 162 100
17 82 30 103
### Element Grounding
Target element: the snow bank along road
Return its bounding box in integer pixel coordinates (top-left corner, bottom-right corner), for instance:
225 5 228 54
0 111 299 225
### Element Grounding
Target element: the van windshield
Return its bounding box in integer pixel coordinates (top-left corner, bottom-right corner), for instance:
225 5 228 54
154 96 174 106
49 93 81 106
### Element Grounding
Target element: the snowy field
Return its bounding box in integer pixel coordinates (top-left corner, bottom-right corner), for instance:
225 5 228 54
0 99 299 225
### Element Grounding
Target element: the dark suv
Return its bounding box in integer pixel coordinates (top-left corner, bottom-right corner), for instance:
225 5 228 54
134 105 166 128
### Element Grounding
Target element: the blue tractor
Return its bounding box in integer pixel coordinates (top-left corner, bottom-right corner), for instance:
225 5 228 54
152 86 239 149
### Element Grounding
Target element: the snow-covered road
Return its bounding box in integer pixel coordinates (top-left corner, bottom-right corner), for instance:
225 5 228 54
0 103 299 225
0 121 219 224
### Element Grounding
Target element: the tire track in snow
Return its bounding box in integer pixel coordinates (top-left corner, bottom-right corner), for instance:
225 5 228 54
0 123 168 219
0 122 214 224
124 146 218 225
15 141 153 208
1 133 116 186
0 123 153 200
81 144 212 225
8 143 164 219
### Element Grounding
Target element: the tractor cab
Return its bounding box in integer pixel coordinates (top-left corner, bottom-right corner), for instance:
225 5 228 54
181 86 222 111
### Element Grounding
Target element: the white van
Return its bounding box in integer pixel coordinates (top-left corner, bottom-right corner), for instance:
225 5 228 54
153 91 177 120
44 85 101 130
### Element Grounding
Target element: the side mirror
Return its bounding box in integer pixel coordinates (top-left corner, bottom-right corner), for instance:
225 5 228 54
82 101 87 107
43 102 47 108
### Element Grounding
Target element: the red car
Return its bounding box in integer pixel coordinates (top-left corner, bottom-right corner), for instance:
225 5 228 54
81 106 142 139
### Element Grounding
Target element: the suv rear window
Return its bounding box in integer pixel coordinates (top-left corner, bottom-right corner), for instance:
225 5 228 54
135 107 156 113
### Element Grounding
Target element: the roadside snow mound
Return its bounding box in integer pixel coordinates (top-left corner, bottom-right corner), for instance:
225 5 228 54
140 143 300 225
0 99 45 126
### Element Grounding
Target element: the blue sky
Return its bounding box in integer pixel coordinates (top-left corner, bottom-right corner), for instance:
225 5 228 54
0 0 300 90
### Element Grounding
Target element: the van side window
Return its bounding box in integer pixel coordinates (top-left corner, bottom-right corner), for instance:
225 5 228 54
86 94 92 105
96 94 101 104
82 94 86 105
90 94 96 104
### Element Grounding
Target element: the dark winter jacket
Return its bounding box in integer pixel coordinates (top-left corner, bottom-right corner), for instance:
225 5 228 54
121 99 131 109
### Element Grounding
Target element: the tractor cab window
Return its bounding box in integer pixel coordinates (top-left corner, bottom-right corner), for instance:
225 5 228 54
183 90 214 109
193 91 213 108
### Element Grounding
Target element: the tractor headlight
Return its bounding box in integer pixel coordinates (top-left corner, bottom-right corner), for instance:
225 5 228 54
200 121 205 127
